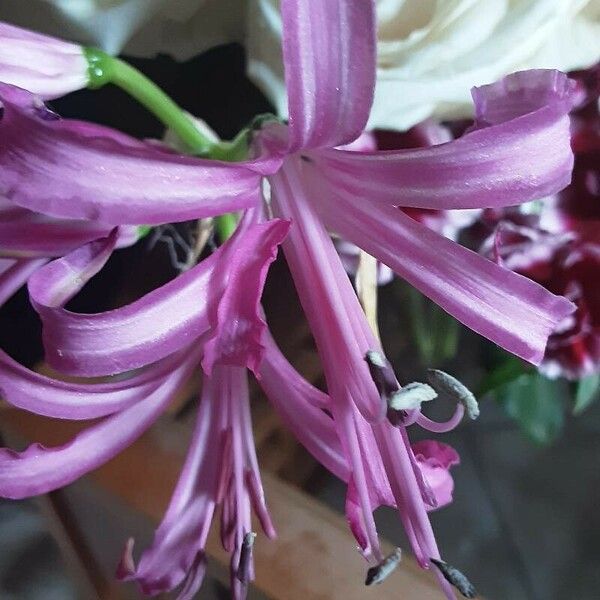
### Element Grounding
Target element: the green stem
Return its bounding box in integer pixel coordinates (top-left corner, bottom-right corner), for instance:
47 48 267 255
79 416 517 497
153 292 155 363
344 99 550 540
85 47 215 156
215 213 239 244
85 48 245 241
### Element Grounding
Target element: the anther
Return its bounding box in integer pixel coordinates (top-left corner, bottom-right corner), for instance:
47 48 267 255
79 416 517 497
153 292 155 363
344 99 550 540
430 558 477 598
365 548 402 586
389 382 437 411
427 369 480 420
365 350 398 399
237 532 257 583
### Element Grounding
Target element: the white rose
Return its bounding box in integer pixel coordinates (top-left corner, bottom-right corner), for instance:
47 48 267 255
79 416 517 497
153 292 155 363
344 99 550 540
0 0 246 58
247 0 600 130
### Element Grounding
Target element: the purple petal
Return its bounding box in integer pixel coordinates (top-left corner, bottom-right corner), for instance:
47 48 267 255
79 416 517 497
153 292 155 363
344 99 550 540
282 0 375 151
313 181 575 365
0 84 269 225
0 199 138 258
123 366 272 597
314 70 576 210
0 257 45 306
29 220 287 377
201 218 290 376
29 229 118 308
0 22 87 99
0 352 196 499
412 440 460 470
119 377 219 595
412 441 460 511
269 159 449 575
270 159 386 422
0 348 191 420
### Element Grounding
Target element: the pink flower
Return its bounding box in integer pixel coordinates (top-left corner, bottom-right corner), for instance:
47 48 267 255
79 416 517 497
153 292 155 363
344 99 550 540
0 215 288 598
0 2 583 598
477 64 600 380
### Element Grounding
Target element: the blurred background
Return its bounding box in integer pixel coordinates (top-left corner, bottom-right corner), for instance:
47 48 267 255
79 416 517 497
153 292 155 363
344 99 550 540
0 39 599 600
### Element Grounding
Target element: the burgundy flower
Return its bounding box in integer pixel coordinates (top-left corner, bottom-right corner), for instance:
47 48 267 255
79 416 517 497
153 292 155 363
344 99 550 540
487 222 600 379
540 64 600 241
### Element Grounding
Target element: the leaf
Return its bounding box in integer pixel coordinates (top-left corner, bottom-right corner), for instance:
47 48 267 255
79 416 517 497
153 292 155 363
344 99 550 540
495 372 566 445
478 356 533 397
573 373 600 415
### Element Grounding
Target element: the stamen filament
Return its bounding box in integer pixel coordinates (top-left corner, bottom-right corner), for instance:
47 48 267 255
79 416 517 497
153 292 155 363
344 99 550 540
416 404 465 433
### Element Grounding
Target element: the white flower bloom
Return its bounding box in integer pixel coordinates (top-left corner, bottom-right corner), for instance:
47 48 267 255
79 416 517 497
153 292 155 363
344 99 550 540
0 0 245 58
247 0 600 130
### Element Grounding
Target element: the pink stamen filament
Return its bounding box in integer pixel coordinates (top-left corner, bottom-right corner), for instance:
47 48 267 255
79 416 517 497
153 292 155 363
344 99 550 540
416 404 465 433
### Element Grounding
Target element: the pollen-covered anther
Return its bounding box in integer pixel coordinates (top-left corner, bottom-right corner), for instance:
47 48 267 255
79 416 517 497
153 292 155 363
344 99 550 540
365 350 399 397
430 558 477 598
389 382 437 411
237 531 257 583
427 369 480 420
364 547 402 586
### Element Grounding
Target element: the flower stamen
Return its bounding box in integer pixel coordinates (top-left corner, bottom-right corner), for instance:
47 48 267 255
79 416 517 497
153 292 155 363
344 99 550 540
389 382 437 411
427 369 480 420
364 547 402 586
430 558 477 598
237 531 257 584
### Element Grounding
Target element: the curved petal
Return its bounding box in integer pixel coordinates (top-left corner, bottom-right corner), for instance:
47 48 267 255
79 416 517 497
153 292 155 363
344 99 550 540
0 257 46 306
29 220 288 376
0 200 139 258
0 352 196 499
412 440 460 471
0 22 87 99
282 0 376 152
0 347 191 420
0 84 267 225
201 219 290 376
311 170 575 365
314 70 576 210
412 441 460 511
119 390 220 595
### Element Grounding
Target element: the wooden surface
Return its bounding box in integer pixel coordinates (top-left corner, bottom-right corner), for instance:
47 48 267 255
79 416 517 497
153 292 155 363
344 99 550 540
1 408 446 599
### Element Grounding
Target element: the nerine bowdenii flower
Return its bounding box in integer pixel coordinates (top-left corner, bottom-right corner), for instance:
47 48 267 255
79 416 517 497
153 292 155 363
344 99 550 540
0 1 583 598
